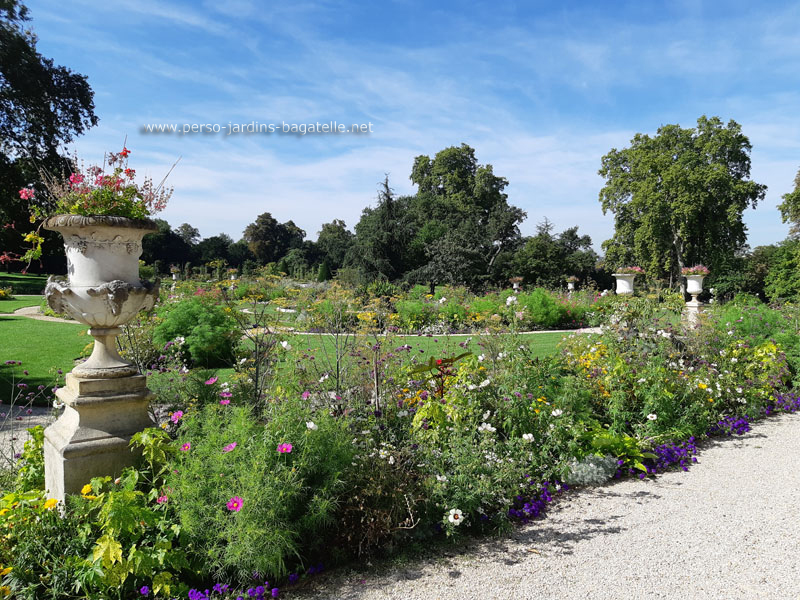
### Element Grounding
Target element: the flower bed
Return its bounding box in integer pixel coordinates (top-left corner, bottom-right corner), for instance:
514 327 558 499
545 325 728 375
1 294 799 598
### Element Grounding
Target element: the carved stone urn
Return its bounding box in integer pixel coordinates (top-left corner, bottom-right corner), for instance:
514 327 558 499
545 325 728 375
43 215 160 501
612 273 636 295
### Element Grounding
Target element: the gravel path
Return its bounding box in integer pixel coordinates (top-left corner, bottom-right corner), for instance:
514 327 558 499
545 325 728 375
0 405 56 465
293 412 800 600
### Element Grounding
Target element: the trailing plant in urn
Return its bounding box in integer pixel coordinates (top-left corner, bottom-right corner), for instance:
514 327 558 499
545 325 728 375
20 147 176 263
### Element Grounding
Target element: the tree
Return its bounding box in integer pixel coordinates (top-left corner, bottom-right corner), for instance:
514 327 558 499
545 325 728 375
598 116 766 285
0 0 97 271
243 213 305 264
513 220 597 287
408 144 525 289
175 223 201 245
197 233 232 264
316 219 354 271
141 219 194 266
349 177 415 280
778 167 800 237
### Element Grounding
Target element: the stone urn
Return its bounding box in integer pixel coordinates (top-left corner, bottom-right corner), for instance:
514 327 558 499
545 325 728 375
612 273 636 295
684 274 706 327
685 274 705 301
43 215 160 501
567 281 575 291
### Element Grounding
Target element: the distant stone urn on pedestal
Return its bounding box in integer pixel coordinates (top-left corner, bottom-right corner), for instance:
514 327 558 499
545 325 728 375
612 267 643 295
682 266 709 328
44 215 159 501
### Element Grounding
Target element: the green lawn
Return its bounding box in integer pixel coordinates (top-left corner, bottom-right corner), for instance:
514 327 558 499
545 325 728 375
0 273 49 294
0 315 87 404
0 295 44 314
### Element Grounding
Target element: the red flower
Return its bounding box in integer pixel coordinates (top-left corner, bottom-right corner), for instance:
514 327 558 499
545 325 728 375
436 359 443 365
120 147 131 158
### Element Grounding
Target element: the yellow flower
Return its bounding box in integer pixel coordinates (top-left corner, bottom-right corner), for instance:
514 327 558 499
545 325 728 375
81 484 92 495
697 383 708 389
0 566 11 576
0 584 11 597
43 498 58 510
0 509 7 517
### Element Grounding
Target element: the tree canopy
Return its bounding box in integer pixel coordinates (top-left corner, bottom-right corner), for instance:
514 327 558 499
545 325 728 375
598 116 766 283
0 0 98 271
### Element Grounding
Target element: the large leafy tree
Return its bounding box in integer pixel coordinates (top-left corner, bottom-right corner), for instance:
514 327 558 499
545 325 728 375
407 144 526 289
0 0 98 271
598 116 766 285
778 167 800 237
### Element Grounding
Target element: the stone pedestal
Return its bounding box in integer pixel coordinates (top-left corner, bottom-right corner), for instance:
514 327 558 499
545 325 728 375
684 297 703 328
44 372 153 501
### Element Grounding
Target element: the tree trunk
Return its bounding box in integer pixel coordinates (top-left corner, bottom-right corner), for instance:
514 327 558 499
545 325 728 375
673 230 685 296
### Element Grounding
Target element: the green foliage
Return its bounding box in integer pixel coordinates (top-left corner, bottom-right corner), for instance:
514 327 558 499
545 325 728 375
764 239 800 301
14 426 44 492
154 297 238 366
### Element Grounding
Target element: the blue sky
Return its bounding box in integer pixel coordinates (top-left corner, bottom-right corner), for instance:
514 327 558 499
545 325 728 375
26 0 800 250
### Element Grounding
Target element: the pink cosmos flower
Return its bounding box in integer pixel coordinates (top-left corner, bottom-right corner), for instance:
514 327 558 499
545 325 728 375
180 443 191 452
157 495 168 504
219 398 230 405
301 391 311 400
18 188 34 200
223 442 237 453
205 376 218 385
170 410 183 423
219 391 233 399
226 496 243 512
69 172 84 186
277 443 293 454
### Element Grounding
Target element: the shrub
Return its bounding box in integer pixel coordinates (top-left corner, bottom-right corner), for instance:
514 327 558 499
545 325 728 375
517 288 564 329
0 287 13 300
153 297 238 366
14 427 44 492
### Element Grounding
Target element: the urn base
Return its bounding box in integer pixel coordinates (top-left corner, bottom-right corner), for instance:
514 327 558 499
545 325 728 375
44 373 153 501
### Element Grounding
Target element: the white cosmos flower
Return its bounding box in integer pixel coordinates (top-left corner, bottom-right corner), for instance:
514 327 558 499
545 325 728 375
436 474 448 482
478 354 485 362
479 379 491 388
478 422 496 433
438 297 447 304
522 433 534 442
637 378 646 383
447 508 463 525
319 373 329 382
551 409 563 417
397 410 409 417
53 399 65 410
281 340 292 350
306 421 318 430
506 295 518 306
647 413 657 421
